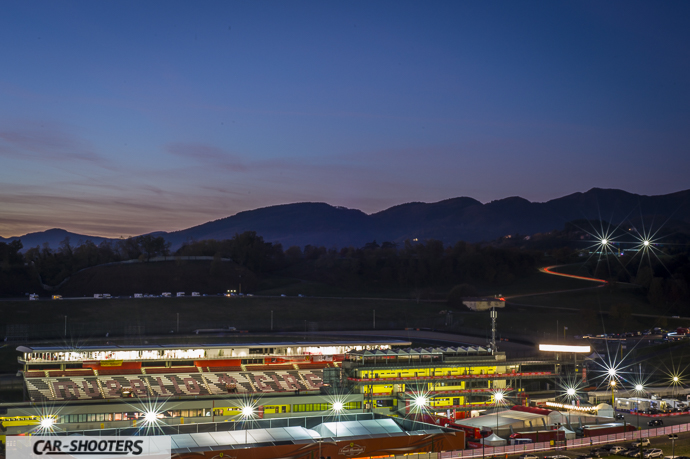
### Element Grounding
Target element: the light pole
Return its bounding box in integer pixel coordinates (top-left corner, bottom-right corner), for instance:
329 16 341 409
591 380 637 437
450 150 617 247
634 384 644 432
566 388 576 426
331 401 344 438
412 395 428 432
610 379 616 408
241 405 254 445
669 434 678 458
494 391 504 436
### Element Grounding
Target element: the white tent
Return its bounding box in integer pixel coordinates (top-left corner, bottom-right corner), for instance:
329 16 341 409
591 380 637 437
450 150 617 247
558 426 576 440
596 403 614 418
481 433 507 446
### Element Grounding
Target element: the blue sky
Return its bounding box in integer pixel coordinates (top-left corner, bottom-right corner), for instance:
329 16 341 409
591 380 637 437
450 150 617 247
1 1 689 237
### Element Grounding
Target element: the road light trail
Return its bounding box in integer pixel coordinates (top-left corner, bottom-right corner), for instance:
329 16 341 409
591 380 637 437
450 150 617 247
539 265 608 283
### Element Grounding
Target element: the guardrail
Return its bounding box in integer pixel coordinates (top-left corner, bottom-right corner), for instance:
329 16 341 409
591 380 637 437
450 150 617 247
440 423 689 459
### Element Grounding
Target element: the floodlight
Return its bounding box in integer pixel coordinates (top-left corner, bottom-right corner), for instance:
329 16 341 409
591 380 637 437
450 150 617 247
242 406 254 417
494 392 504 402
144 411 158 424
643 240 650 246
673 376 679 383
635 384 643 391
40 417 55 429
566 388 576 396
608 368 616 377
332 401 344 412
413 396 428 408
601 239 608 245
610 380 616 387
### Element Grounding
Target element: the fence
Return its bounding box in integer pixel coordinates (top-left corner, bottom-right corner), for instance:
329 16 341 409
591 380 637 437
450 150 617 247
439 422 690 459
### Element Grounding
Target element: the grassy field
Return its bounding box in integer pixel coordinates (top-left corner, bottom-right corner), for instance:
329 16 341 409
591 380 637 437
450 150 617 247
0 260 669 347
0 295 454 338
504 282 676 336
256 261 610 300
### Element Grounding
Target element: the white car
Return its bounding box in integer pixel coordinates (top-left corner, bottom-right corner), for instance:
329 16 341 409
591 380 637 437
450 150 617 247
632 439 650 447
643 449 663 459
519 455 539 459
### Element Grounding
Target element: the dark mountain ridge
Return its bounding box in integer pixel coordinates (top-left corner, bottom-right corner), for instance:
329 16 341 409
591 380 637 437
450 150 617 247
3 188 689 250
0 228 113 251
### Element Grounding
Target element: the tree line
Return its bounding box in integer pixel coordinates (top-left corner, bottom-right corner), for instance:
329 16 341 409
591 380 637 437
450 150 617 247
1 231 541 294
0 235 171 289
4 227 689 309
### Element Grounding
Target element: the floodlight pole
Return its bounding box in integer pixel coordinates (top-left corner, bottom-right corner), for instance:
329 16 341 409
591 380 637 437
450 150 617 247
670 434 677 458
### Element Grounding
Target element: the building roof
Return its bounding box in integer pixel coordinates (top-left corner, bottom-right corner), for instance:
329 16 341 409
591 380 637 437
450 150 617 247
167 419 444 453
17 340 411 353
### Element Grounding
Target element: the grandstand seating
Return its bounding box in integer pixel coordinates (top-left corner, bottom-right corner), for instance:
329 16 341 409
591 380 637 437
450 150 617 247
205 366 243 372
24 368 325 401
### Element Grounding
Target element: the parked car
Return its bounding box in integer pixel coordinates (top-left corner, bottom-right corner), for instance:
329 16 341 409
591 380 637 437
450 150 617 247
518 455 539 459
591 448 610 457
609 446 627 455
643 449 663 459
648 419 663 427
632 439 651 447
615 413 626 420
544 455 570 459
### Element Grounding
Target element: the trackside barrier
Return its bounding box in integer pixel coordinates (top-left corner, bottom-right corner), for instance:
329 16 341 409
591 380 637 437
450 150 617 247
439 422 690 459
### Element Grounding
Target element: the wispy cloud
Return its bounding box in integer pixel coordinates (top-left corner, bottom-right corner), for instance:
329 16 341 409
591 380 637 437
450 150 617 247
0 120 106 164
166 142 247 171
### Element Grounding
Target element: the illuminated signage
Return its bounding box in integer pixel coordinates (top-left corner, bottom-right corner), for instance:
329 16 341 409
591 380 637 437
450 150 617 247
539 344 591 353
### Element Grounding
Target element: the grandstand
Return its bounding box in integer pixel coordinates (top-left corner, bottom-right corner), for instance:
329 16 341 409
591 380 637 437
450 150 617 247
18 341 405 402
3 340 561 438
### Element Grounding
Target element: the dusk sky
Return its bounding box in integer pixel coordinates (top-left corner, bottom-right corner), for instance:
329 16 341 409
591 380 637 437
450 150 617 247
1 1 689 238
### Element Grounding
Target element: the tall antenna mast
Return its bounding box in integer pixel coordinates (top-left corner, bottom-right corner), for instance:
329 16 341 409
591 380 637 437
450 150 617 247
490 308 497 354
